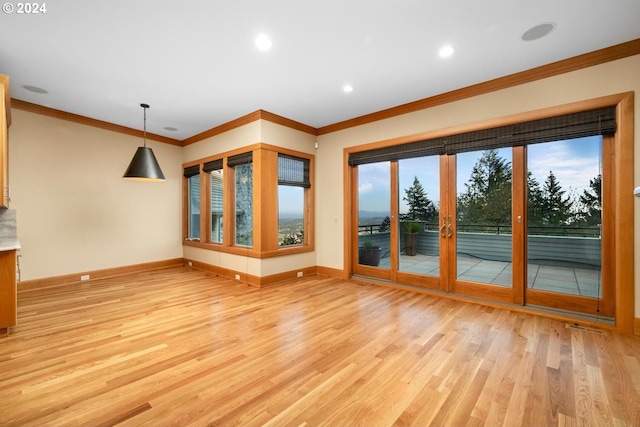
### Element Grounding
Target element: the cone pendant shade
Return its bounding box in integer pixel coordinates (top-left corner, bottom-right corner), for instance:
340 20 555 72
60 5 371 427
123 103 166 182
123 146 166 182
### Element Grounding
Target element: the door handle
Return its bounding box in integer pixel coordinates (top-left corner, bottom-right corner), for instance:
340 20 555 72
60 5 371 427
447 224 453 238
440 223 447 238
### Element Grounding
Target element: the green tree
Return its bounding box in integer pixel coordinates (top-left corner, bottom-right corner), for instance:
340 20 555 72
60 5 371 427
403 176 438 222
379 215 391 232
457 149 512 225
541 171 573 225
527 171 545 226
576 174 602 227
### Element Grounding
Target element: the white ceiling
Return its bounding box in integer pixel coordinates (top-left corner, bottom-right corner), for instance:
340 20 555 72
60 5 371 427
1 0 640 140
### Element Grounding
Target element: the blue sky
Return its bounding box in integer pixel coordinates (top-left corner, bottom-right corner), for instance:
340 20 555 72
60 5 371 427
358 136 602 214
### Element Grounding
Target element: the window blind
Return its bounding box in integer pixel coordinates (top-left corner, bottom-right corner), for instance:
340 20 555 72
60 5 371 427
183 165 200 178
227 152 253 167
203 159 223 172
278 154 310 188
443 107 616 154
349 106 616 165
348 138 445 166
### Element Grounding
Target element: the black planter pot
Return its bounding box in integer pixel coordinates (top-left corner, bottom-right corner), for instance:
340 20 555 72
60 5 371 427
358 247 382 266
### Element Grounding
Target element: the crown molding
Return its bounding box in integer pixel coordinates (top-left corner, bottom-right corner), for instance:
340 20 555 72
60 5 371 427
181 109 317 146
10 99 183 146
9 38 640 143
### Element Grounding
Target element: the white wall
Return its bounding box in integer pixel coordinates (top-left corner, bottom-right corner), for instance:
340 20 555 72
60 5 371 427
9 109 184 281
315 54 640 315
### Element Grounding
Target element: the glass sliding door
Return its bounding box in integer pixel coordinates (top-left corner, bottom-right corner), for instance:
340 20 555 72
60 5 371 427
356 162 391 273
455 148 513 289
348 102 621 320
525 136 612 317
397 156 440 277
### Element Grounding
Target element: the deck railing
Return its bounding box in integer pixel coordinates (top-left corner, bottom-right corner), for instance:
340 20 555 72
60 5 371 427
358 222 601 238
358 222 601 268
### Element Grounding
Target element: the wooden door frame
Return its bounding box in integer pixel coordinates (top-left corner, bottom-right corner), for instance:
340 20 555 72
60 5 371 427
344 92 634 333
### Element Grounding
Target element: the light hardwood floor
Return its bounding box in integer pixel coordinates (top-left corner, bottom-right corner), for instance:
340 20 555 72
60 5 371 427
1 266 639 426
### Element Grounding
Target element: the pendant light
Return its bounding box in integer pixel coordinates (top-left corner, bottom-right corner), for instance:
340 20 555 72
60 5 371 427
123 103 166 182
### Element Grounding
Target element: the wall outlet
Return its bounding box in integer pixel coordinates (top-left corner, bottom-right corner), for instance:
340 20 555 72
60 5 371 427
297 271 303 277
235 274 240 280
80 275 90 281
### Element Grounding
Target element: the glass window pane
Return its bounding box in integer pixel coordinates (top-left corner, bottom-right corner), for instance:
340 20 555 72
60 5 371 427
527 136 602 297
235 163 252 247
398 156 440 276
456 148 512 286
357 162 390 269
188 174 200 240
278 185 304 246
210 169 223 243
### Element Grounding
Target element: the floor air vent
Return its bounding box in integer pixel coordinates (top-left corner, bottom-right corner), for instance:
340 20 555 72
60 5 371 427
566 323 605 334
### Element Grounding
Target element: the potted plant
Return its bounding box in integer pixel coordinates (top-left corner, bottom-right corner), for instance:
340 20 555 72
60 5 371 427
403 221 422 256
358 239 382 266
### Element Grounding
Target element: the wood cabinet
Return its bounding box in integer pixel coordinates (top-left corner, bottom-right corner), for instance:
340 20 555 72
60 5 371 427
0 249 17 331
0 74 10 208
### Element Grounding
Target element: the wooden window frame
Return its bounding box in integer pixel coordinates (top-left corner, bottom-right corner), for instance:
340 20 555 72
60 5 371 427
183 143 315 259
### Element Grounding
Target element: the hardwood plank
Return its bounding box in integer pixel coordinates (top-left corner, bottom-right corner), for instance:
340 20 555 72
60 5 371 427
1 267 639 426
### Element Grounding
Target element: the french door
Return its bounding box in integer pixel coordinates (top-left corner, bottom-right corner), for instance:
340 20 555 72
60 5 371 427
352 137 613 318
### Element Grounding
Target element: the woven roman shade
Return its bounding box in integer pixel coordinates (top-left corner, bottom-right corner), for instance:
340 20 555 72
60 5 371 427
348 138 445 166
227 152 253 167
183 165 200 178
443 107 616 155
278 154 310 188
203 159 223 172
349 106 616 165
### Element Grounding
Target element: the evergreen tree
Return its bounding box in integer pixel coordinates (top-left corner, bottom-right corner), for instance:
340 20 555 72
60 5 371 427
576 174 602 226
457 149 512 225
403 176 437 221
379 215 391 232
541 171 573 225
527 171 545 226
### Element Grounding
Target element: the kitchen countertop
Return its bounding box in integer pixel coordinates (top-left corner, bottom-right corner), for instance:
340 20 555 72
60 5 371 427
0 237 20 251
0 208 19 251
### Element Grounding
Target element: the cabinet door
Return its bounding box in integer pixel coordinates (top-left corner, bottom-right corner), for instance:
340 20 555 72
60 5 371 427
0 250 17 329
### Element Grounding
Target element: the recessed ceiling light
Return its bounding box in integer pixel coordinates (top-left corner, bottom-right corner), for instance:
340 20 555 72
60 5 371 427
438 45 454 58
23 85 48 94
163 127 178 132
255 34 272 51
522 22 556 41
342 84 354 93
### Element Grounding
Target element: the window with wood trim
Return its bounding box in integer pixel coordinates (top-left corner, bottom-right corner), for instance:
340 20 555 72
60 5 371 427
278 154 310 247
228 152 253 247
184 165 201 241
182 144 314 257
204 159 224 244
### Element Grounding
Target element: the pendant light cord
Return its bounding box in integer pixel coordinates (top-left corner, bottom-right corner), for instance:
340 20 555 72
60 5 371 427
141 103 149 148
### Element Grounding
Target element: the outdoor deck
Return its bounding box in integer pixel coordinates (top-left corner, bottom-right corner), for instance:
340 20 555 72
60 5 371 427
378 254 602 298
